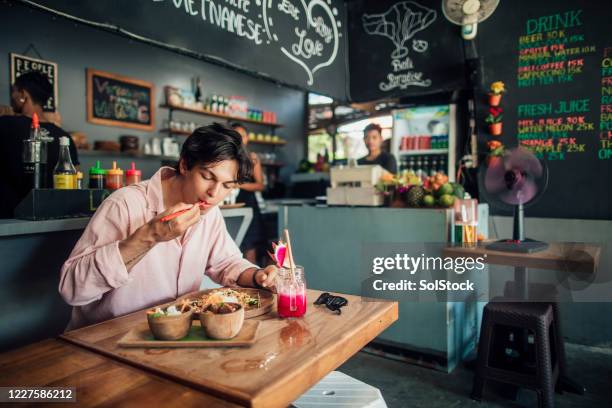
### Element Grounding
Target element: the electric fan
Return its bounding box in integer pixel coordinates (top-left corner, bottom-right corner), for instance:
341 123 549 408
480 147 549 253
442 0 499 40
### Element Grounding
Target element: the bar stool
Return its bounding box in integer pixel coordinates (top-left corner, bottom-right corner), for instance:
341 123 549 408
471 298 559 408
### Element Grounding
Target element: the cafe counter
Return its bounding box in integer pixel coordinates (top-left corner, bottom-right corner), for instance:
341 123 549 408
278 204 489 372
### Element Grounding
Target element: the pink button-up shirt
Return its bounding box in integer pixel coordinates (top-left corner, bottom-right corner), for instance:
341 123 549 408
59 167 256 330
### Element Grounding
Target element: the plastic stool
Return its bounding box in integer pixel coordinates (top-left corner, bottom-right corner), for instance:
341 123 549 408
293 371 387 408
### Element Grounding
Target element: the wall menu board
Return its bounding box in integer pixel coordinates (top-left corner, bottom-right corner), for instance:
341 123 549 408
477 0 611 220
9 53 58 112
86 69 155 131
19 0 348 100
347 0 467 102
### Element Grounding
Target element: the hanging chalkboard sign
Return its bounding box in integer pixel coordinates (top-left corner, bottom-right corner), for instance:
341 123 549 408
86 69 155 131
9 53 59 112
347 0 467 102
18 0 348 101
476 0 611 220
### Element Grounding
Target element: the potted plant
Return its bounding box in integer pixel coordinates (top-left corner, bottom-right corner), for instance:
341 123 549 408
486 140 505 166
486 107 504 136
489 81 506 106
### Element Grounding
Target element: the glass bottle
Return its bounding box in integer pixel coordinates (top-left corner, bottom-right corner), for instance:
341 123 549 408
439 156 447 175
430 156 438 176
53 136 77 189
415 157 423 181
422 156 430 179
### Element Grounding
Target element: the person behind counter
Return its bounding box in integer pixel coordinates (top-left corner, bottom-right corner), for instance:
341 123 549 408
357 123 397 174
0 71 79 218
59 123 277 330
230 122 264 264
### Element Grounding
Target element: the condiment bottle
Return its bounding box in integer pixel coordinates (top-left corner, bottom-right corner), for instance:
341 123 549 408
88 161 106 189
53 136 77 189
125 162 142 185
105 161 124 190
23 113 52 189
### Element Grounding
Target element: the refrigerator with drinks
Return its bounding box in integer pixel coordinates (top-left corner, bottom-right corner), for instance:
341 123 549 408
391 105 456 182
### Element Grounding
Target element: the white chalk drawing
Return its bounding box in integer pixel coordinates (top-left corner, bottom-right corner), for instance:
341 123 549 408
362 1 436 59
412 39 428 53
264 0 341 85
151 0 341 86
362 1 436 91
278 0 300 20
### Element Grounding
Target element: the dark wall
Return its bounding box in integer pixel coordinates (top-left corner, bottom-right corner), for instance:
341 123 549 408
0 1 306 182
347 0 466 102
476 0 612 220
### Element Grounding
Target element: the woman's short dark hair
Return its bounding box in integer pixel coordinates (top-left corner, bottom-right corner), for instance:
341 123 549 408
363 123 382 136
14 71 53 106
179 123 253 183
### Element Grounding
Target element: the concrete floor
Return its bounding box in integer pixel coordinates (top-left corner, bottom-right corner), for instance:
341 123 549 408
338 343 612 408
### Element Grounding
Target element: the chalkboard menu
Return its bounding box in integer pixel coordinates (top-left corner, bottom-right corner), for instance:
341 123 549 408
9 53 58 112
347 0 467 102
20 0 348 100
86 69 155 131
477 0 611 220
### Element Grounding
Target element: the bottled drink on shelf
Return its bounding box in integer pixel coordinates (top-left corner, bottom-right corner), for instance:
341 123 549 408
422 156 430 179
211 95 218 112
53 136 77 189
407 157 415 173
430 156 438 176
415 157 424 181
439 156 447 175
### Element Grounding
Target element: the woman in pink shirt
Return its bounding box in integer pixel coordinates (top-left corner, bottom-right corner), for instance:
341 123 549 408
59 123 277 330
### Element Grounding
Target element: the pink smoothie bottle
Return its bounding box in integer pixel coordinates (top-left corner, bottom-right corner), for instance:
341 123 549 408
276 266 307 318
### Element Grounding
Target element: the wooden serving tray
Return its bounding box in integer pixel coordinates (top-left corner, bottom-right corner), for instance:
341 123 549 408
117 320 260 348
183 288 274 320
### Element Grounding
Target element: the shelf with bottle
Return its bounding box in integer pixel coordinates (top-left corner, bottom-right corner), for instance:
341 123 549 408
398 134 449 152
158 127 288 146
399 154 449 182
159 103 283 128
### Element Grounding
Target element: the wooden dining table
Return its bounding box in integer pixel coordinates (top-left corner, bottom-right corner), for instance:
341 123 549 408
1 289 398 408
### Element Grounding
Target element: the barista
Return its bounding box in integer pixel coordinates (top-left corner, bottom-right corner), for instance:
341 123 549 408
357 123 397 173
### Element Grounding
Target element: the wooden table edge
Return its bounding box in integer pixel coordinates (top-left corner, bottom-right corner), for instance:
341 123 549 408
442 242 601 273
59 295 399 408
251 299 399 408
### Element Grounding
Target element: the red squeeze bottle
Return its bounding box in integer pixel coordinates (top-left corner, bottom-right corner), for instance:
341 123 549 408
125 162 141 186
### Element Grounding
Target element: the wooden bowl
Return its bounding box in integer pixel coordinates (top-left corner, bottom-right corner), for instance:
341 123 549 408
199 303 245 340
147 305 193 341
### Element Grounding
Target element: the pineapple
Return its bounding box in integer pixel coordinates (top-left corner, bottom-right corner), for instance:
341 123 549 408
406 185 425 207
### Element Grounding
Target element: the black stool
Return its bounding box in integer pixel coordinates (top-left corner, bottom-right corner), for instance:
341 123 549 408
472 298 559 408
504 282 570 391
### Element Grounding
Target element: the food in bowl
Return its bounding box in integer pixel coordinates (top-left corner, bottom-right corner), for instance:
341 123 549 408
146 303 193 340
199 302 245 340
190 289 260 314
